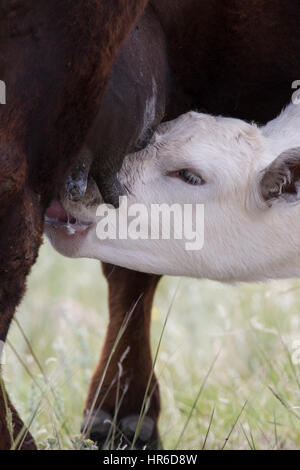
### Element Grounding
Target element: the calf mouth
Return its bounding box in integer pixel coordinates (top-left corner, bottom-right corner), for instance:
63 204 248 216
44 153 128 237
45 167 100 236
45 200 94 236
44 167 125 237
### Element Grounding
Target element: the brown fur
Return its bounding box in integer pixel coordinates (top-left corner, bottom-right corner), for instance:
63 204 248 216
0 0 148 450
152 0 300 123
85 264 161 426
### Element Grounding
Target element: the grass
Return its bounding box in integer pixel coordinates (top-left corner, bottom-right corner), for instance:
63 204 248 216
3 238 300 450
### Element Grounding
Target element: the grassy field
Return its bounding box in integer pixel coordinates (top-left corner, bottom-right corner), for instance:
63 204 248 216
3 238 300 450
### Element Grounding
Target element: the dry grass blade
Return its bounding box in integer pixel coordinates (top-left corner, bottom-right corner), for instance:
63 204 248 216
268 386 300 421
202 405 215 450
0 376 14 446
175 349 220 450
6 339 67 448
221 400 248 450
240 424 255 450
131 280 181 449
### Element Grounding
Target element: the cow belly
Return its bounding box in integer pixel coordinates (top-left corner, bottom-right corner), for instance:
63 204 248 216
152 0 300 123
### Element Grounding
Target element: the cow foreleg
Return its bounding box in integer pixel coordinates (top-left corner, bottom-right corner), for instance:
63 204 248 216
82 263 161 449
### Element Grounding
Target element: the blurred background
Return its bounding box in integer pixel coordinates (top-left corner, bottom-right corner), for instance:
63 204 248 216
4 237 300 450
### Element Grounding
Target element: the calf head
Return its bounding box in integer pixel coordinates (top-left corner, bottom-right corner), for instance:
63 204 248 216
46 108 300 283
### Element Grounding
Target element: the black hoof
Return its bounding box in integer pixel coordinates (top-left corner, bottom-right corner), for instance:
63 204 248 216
81 410 162 450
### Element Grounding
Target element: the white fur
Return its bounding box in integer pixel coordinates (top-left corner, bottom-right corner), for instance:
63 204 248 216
46 103 300 282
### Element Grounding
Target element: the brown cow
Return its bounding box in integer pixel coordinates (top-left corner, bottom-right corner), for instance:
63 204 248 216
0 0 148 450
2 0 300 451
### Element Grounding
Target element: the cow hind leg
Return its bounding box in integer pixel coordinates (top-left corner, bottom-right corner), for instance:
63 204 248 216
82 263 162 450
0 191 41 450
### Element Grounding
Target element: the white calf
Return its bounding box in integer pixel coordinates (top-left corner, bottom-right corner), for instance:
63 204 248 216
46 103 300 282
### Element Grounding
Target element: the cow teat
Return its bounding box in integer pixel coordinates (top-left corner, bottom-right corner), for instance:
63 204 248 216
65 153 92 202
91 170 125 208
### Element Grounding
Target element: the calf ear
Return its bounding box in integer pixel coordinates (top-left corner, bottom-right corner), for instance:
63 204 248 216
260 147 300 204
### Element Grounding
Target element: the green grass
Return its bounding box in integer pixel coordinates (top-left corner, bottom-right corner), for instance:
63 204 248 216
3 238 300 450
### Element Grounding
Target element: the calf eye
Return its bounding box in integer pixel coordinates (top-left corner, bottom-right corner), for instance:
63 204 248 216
170 169 205 186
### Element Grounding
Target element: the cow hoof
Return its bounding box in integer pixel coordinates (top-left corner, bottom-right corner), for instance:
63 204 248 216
119 415 162 449
81 409 112 448
81 410 162 450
